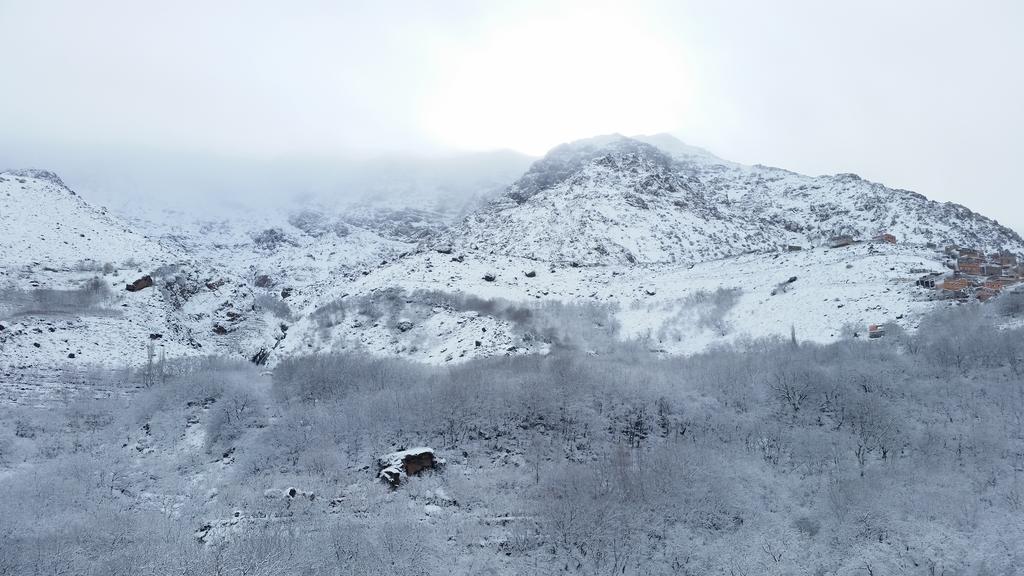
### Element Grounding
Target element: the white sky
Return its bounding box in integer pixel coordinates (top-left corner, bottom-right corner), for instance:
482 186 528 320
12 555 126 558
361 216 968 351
1 0 1022 231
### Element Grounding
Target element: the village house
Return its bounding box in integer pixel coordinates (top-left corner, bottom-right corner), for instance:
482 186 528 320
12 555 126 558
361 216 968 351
982 262 1003 277
984 279 1007 291
940 277 972 298
914 245 1021 300
976 287 999 302
958 260 983 276
998 253 1018 268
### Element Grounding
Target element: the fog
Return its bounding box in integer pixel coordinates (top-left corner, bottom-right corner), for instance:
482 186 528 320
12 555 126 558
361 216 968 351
1 0 1022 231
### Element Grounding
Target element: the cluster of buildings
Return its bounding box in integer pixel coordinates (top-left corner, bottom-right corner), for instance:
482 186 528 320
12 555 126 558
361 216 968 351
917 246 1022 301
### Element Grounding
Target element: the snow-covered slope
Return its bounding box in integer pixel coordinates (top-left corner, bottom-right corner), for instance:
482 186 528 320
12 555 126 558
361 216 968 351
3 131 1023 402
458 138 781 265
285 241 947 365
0 175 415 403
456 135 1024 264
647 134 1024 253
0 169 171 267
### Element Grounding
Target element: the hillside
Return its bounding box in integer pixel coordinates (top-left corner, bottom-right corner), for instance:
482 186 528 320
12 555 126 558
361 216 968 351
456 135 1024 265
3 135 1023 396
457 138 780 265
0 169 171 268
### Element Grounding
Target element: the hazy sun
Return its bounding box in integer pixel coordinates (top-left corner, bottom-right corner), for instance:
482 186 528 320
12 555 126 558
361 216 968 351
421 3 694 155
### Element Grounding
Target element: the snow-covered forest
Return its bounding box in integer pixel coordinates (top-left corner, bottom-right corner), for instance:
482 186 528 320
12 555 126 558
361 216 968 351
2 299 1023 575
4 4 1024 572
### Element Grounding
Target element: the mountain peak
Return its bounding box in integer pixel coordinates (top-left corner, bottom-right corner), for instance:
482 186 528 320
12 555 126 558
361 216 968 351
631 133 722 163
506 135 672 204
2 168 68 188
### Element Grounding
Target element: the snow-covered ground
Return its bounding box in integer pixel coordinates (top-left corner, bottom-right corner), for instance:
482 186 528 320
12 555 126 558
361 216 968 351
3 131 1022 403
281 240 946 363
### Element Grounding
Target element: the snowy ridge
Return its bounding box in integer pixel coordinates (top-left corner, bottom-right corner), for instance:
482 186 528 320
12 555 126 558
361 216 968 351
456 135 1024 265
2 133 1024 395
0 170 172 267
458 138 780 265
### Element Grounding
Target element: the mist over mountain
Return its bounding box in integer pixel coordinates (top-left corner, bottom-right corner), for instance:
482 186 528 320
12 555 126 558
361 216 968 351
4 132 1022 371
3 132 1024 576
0 142 535 217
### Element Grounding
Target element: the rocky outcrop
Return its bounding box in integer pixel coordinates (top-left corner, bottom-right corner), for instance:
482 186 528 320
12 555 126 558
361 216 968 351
377 447 443 487
125 275 154 292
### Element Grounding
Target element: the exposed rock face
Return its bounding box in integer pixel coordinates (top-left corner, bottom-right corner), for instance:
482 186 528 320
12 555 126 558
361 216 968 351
377 447 443 487
251 347 270 365
3 169 67 188
454 134 1024 266
457 136 779 265
125 275 154 292
342 206 448 243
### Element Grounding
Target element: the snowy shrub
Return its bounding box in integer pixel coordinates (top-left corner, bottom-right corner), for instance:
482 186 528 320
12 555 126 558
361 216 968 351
1000 290 1024 317
254 294 293 320
252 227 296 251
288 209 331 237
311 298 346 332
287 209 350 238
205 386 265 454
0 277 113 317
685 287 742 335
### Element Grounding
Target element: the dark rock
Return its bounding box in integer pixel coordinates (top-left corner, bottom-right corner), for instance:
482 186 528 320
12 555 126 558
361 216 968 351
280 287 294 299
149 333 163 340
195 523 212 542
212 324 228 335
395 320 414 332
378 448 443 488
251 347 271 365
67 353 75 359
253 274 273 288
483 272 496 282
524 270 536 278
125 275 154 292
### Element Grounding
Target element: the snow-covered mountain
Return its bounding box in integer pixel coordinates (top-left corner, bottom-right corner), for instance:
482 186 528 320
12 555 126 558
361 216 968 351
2 134 1023 402
457 137 780 265
456 134 1024 265
0 169 172 268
